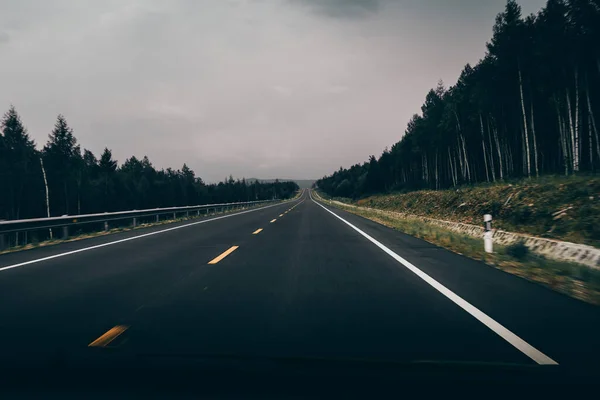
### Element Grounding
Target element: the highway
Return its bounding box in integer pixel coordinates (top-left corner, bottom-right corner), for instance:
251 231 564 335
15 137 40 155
0 189 599 391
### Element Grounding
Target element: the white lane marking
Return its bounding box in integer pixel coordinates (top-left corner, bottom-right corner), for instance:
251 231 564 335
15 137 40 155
310 193 558 366
0 200 297 273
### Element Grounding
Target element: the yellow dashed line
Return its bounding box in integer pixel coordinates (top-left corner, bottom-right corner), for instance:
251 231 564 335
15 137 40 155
88 325 129 347
208 246 239 264
253 229 263 235
270 219 277 223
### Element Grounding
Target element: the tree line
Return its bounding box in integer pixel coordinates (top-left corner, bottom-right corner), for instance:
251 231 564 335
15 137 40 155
317 0 600 199
0 107 298 221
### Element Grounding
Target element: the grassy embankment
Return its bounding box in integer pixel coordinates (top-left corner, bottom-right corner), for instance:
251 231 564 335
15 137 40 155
317 175 600 305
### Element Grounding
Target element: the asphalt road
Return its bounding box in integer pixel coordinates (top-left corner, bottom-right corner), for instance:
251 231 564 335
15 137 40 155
1 189 599 393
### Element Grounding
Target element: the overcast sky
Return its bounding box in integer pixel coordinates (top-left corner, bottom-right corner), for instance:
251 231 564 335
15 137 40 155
0 0 546 182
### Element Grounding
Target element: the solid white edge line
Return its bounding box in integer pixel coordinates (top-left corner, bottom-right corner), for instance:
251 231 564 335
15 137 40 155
0 199 299 273
309 190 558 366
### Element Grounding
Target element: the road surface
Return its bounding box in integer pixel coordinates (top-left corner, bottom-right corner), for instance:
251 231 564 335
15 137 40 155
0 189 599 392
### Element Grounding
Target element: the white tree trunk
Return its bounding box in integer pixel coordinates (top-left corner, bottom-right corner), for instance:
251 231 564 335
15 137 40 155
456 138 465 180
460 134 470 182
448 148 457 187
491 118 503 180
557 95 571 171
574 68 580 172
556 100 569 175
486 117 496 181
586 79 600 162
435 151 439 190
454 110 462 132
589 113 593 170
39 157 53 239
518 66 531 177
507 142 514 175
453 110 467 182
480 114 490 182
530 102 539 177
454 152 459 185
566 88 576 171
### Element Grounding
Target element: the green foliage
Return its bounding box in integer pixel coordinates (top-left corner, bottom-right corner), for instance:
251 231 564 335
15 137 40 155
0 106 39 220
334 179 353 198
509 205 533 225
506 241 530 260
487 200 503 216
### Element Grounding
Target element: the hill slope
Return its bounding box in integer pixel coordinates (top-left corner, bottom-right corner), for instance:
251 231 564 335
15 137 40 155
341 175 600 248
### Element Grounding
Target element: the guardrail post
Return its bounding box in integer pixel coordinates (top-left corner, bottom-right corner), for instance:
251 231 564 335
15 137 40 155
186 211 189 218
197 210 200 216
62 225 69 239
104 221 109 231
173 212 176 220
156 215 160 223
133 217 137 228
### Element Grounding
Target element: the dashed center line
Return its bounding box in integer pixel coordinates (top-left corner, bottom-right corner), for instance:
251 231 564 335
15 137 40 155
0 200 293 274
270 219 277 223
253 228 263 235
208 246 239 264
88 325 129 347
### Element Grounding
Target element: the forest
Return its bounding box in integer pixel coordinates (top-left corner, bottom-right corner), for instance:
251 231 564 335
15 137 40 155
317 0 600 199
0 108 298 221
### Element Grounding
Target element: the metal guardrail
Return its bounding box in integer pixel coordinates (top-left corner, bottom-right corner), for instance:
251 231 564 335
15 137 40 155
0 199 281 250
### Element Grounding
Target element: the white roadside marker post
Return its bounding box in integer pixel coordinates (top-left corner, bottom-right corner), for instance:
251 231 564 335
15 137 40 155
484 214 493 253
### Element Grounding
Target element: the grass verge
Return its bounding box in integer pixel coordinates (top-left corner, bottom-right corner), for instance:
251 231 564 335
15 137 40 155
352 174 600 248
328 200 600 306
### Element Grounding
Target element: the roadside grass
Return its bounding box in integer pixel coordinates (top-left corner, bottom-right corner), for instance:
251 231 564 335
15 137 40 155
330 202 600 306
353 174 600 248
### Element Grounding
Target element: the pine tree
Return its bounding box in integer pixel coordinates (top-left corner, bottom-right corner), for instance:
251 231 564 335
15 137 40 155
43 115 81 215
0 106 38 219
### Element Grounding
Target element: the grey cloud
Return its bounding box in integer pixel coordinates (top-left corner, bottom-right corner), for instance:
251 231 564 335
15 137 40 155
290 0 380 18
0 31 9 43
